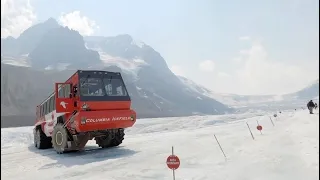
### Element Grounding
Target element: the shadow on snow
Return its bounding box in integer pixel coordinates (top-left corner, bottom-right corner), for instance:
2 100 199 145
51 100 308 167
27 144 139 169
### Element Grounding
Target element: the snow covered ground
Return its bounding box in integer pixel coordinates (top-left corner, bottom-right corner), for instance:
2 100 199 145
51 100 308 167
1 109 319 180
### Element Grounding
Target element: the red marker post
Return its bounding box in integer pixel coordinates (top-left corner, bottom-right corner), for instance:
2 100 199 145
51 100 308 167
257 125 262 131
166 146 180 180
256 120 263 135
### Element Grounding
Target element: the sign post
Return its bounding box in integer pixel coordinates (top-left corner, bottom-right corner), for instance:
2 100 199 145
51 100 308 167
246 122 255 140
269 116 275 127
166 146 180 180
214 134 227 159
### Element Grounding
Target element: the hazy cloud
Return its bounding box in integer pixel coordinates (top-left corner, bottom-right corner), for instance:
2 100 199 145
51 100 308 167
198 60 215 72
58 11 99 36
239 36 251 41
218 72 230 78
1 0 36 38
170 65 185 76
235 41 316 94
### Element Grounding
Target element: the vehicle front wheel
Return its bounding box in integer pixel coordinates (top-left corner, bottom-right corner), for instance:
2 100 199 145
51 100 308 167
51 124 68 154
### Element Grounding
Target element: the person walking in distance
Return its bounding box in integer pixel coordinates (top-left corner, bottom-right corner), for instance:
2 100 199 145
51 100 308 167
307 100 315 114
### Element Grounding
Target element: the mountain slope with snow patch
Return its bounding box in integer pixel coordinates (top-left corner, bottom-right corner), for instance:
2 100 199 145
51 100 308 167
178 76 319 108
1 18 232 121
178 76 285 106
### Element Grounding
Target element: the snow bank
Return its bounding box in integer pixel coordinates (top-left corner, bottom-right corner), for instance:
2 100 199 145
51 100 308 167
1 109 319 180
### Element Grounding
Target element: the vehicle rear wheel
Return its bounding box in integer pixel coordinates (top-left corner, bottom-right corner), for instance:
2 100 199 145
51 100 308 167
51 124 68 154
110 129 125 147
95 129 125 148
95 135 113 148
34 127 52 149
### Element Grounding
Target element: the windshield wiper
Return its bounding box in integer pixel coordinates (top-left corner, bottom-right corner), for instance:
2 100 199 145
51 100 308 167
80 75 90 87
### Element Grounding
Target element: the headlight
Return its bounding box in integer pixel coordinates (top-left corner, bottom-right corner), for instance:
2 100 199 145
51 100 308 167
82 103 89 110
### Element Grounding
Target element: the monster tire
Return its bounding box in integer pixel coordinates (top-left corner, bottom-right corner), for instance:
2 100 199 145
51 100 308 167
34 127 52 149
51 124 68 154
110 128 125 147
95 135 113 148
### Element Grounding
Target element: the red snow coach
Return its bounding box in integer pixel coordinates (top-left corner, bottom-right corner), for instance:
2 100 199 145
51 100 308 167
33 70 137 154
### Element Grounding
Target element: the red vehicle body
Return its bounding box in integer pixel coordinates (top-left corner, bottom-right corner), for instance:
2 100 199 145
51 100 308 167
33 70 137 153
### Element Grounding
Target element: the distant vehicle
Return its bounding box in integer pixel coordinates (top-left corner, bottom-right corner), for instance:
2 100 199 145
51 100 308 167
33 70 137 154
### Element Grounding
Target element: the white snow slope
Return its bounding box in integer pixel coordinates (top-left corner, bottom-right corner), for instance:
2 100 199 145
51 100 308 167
1 109 319 180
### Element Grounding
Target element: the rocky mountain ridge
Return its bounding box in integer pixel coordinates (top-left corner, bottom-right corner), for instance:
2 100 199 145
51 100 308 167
1 18 232 127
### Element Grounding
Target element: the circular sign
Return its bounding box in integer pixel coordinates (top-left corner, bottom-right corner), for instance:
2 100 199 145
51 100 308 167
166 155 180 170
257 125 262 131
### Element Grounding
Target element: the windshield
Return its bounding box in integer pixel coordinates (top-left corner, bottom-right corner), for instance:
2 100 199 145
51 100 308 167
80 77 105 96
103 78 127 96
79 77 128 97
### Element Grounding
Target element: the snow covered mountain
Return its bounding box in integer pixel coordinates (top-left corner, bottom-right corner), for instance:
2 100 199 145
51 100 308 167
1 18 232 126
287 79 319 100
178 76 319 107
178 76 284 106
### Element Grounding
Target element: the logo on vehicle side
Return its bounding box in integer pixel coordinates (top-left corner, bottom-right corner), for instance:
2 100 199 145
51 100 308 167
85 116 132 123
60 101 68 109
86 118 110 123
111 116 131 121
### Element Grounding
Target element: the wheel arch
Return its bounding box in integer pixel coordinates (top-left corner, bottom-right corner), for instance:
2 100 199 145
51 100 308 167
57 115 65 124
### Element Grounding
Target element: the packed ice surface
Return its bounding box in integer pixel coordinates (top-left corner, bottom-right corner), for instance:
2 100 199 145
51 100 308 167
1 109 319 180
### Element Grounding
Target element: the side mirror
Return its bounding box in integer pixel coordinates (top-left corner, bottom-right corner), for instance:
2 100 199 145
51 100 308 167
73 86 78 97
73 86 78 94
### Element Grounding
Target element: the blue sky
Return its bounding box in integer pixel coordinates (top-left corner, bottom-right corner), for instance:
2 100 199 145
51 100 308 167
2 0 319 95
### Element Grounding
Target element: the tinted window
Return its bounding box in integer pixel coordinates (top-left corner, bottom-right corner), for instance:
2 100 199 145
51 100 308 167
44 102 47 115
53 95 56 110
80 77 105 96
42 105 45 116
78 71 130 101
58 85 65 98
103 78 127 96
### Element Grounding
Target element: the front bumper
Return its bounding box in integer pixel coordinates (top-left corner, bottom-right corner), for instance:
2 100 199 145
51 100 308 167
74 109 136 132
